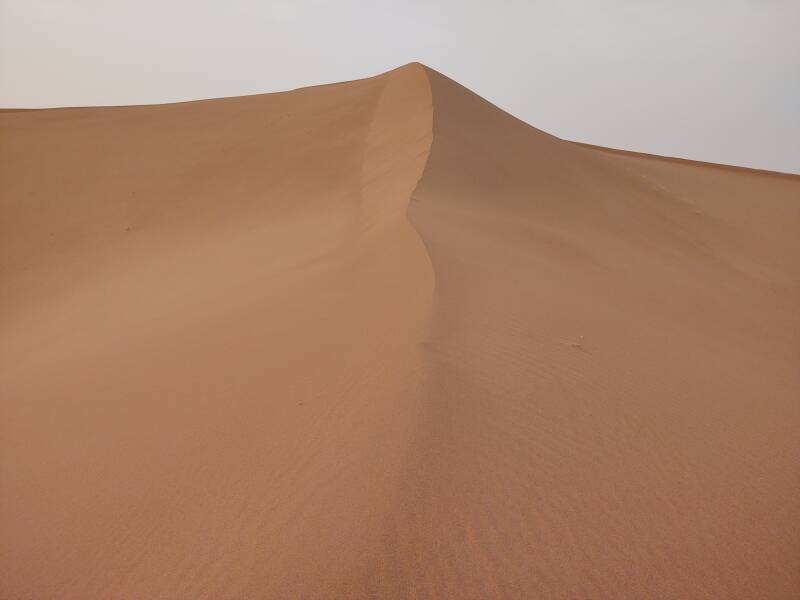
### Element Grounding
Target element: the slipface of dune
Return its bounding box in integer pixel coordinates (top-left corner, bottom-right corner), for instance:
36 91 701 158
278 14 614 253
1 64 798 599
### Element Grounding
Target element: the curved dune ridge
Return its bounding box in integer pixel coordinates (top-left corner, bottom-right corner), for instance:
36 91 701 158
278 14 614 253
1 63 799 598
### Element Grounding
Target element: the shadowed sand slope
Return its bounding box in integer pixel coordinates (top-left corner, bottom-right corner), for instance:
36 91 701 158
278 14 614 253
402 68 800 599
2 64 799 598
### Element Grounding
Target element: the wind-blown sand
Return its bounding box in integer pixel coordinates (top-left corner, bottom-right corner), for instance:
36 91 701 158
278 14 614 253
1 63 798 599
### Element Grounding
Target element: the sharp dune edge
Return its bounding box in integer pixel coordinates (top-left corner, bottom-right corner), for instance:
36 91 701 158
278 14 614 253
1 63 798 599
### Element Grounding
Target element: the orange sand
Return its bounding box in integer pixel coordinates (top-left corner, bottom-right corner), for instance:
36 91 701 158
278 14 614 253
2 64 799 599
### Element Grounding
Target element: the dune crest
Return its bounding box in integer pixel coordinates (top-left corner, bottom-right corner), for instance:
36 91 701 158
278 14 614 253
2 64 799 599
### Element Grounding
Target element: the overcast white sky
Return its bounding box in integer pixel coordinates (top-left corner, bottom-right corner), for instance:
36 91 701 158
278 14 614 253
2 1 798 173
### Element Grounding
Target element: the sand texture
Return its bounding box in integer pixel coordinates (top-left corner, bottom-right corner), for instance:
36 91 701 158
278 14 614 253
2 63 799 599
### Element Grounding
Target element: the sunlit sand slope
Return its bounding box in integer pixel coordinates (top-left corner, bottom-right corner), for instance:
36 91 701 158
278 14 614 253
2 64 435 599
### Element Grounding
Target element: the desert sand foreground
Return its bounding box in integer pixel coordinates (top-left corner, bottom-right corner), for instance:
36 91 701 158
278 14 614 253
2 63 799 599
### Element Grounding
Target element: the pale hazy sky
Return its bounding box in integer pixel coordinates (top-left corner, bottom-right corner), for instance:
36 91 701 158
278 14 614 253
2 1 798 173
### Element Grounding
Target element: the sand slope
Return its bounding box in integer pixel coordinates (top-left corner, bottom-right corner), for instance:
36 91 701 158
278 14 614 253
2 64 799 599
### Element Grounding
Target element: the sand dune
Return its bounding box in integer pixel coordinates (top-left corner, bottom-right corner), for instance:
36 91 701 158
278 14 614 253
1 63 798 599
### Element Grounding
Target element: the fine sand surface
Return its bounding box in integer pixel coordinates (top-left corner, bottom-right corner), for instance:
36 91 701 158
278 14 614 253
1 63 799 599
